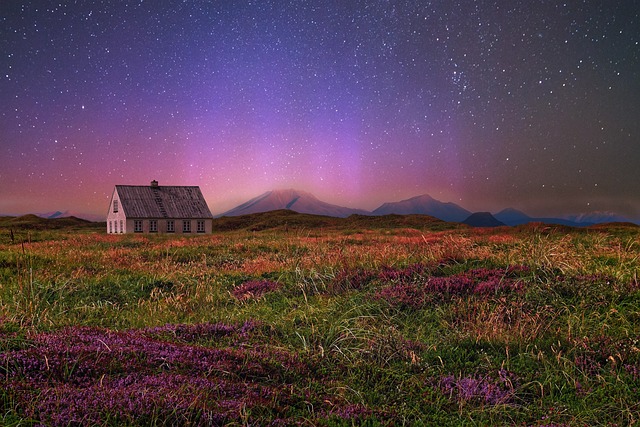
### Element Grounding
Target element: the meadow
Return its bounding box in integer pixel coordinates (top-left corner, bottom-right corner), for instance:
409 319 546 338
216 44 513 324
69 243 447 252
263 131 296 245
1 211 639 426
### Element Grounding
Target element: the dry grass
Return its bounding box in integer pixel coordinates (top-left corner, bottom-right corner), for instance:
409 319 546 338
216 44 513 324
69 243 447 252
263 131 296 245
443 298 552 344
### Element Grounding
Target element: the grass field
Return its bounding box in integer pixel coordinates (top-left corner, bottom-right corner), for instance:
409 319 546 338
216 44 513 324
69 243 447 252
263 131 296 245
1 211 639 426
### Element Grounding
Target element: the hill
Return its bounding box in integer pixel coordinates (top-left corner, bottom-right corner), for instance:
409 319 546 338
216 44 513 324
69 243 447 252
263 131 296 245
213 209 338 231
212 209 459 232
0 214 102 231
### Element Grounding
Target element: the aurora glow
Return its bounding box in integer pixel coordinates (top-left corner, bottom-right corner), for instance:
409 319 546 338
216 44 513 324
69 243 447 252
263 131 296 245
1 1 638 220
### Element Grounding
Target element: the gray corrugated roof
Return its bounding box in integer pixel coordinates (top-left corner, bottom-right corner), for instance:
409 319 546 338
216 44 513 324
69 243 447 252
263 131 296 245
115 185 213 219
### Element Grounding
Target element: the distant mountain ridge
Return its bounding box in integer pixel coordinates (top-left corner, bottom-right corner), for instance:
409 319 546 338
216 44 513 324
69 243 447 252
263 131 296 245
493 208 596 227
220 190 636 226
7 190 636 226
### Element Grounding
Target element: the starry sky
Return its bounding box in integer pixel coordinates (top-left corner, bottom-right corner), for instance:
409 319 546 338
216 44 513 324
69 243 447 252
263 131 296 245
2 1 639 220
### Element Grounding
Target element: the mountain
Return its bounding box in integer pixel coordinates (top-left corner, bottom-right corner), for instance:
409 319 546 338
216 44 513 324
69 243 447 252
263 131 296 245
494 208 532 226
462 212 506 227
372 194 471 222
219 189 370 218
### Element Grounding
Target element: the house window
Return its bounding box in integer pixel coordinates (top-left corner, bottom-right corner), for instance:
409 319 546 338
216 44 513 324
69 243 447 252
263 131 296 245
182 220 191 233
149 220 158 233
120 220 124 233
197 220 205 233
113 200 118 213
134 220 143 233
167 220 175 233
114 221 118 233
109 221 112 233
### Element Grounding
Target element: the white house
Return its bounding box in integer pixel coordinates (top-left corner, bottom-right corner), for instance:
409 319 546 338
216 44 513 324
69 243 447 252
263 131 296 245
106 180 213 234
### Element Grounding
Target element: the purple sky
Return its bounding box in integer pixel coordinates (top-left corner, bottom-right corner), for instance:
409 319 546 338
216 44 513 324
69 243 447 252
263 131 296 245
2 1 639 220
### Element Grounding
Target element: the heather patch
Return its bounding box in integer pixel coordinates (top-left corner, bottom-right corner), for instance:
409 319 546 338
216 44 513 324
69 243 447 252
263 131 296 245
438 369 519 407
0 321 379 426
374 266 529 309
143 320 257 345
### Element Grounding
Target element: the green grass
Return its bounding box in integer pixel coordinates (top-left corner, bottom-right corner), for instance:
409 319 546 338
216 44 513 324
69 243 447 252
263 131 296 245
0 214 639 425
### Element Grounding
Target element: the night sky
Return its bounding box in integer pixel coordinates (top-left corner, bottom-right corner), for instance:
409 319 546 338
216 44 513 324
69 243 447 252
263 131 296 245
2 1 639 220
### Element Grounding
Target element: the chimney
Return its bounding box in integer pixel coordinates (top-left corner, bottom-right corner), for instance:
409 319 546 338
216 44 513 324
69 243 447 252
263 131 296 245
151 180 158 187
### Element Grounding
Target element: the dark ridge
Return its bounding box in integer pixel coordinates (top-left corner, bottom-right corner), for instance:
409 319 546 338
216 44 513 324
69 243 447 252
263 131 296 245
462 212 506 228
